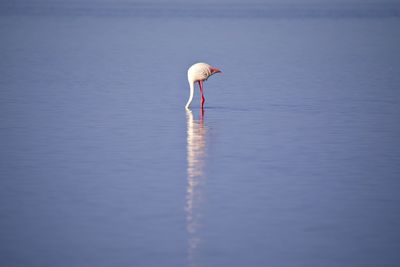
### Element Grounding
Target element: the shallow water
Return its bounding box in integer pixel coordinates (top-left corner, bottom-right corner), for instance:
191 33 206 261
1 2 400 267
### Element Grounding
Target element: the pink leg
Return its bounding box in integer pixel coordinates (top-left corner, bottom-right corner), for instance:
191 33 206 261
200 107 204 122
198 80 205 108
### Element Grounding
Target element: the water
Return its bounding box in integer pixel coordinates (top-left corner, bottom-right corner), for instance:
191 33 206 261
1 2 400 267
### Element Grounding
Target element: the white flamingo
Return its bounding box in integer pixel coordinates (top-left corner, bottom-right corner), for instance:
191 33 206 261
186 63 221 109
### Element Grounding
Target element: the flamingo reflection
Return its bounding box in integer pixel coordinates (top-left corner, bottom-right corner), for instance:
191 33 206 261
186 109 207 267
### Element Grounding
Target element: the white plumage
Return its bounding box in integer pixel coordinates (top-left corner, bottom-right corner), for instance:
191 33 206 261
185 62 221 109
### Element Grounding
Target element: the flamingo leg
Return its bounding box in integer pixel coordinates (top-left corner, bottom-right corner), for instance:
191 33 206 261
198 80 205 108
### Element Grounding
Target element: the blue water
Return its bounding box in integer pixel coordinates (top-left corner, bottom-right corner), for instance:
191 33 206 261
1 2 400 267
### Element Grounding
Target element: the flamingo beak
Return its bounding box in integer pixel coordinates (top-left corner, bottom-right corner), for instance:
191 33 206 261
211 67 222 74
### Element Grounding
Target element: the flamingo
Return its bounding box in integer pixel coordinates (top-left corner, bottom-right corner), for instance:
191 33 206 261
185 62 222 109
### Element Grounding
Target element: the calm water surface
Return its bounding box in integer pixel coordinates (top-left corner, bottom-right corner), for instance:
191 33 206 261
1 3 400 267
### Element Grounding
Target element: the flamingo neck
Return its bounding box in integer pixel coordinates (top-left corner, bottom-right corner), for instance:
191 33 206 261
185 82 195 109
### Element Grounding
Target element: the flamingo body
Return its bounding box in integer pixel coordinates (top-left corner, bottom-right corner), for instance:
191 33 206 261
185 63 221 109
